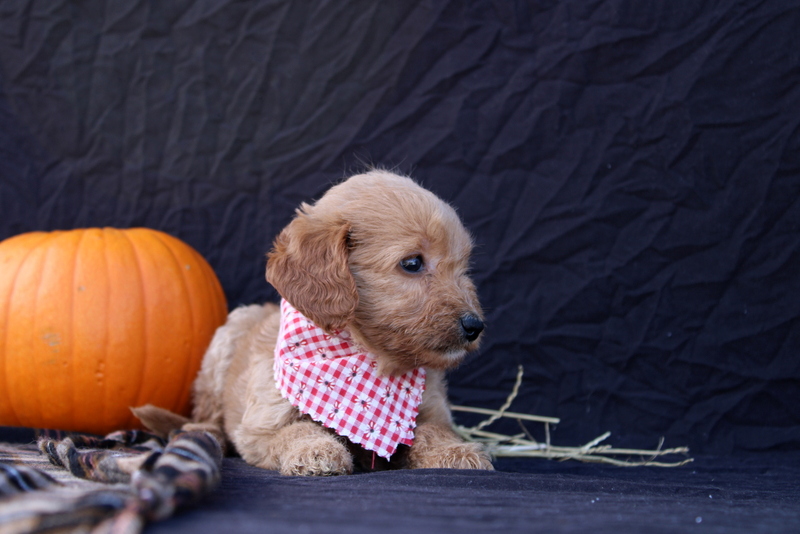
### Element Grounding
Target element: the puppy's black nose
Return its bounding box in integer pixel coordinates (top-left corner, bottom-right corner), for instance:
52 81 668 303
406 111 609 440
460 314 484 342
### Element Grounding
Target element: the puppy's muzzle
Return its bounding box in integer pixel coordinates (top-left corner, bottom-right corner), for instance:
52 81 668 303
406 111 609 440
460 314 484 342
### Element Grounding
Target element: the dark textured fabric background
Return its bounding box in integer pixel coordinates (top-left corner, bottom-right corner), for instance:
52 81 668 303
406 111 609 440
146 453 800 534
1 1 798 454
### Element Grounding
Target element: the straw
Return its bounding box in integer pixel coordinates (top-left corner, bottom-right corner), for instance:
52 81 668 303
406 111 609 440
451 366 693 467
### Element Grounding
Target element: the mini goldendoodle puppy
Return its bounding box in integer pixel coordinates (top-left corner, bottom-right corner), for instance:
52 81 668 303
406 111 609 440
137 170 492 475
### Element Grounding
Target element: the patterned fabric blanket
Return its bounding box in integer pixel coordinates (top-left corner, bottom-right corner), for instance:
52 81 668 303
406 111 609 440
0 429 222 534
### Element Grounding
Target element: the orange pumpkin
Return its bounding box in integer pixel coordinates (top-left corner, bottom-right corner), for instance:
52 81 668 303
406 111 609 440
0 228 228 434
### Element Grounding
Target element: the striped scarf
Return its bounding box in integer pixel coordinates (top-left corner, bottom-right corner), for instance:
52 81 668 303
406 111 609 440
0 428 222 534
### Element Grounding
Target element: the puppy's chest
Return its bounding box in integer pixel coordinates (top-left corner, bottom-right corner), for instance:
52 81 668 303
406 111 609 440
273 299 427 459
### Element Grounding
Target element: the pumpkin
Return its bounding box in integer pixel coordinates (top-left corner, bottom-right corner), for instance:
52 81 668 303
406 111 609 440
0 228 228 434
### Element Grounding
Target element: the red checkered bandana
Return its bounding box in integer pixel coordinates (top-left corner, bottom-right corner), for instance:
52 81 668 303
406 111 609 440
273 299 426 459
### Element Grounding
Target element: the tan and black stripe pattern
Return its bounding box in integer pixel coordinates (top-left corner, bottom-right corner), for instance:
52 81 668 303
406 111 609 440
0 459 60 496
0 429 222 534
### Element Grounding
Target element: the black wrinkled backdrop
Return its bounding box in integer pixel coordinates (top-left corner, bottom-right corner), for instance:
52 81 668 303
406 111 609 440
1 1 798 454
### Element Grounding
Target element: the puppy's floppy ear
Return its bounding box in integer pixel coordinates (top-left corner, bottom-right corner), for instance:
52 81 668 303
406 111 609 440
266 204 358 332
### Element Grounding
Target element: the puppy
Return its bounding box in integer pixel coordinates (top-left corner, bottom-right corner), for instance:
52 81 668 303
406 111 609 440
137 170 492 475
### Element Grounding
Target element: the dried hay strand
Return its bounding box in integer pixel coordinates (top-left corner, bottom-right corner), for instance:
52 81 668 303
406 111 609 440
451 366 693 467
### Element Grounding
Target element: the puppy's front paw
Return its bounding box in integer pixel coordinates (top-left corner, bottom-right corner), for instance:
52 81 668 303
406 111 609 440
410 441 494 470
280 436 354 476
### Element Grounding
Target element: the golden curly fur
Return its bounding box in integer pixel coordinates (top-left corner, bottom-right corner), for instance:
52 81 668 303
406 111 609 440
135 170 492 475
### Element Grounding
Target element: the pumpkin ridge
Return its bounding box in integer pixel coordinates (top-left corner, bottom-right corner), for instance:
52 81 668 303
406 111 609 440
0 233 51 427
148 230 196 420
192 244 228 322
202 247 228 326
102 232 111 428
101 230 111 428
68 228 91 431
181 242 228 416
64 232 75 430
33 233 69 429
189 244 228 409
118 228 149 421
24 235 56 428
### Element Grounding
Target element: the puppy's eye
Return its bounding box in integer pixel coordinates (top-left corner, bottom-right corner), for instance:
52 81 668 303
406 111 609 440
399 255 424 273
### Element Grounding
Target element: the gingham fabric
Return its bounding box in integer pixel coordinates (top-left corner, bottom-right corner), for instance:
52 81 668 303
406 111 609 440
274 299 426 459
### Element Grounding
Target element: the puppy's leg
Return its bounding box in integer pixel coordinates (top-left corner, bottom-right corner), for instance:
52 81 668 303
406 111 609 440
230 348 353 476
407 422 493 470
235 419 353 476
408 369 493 470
